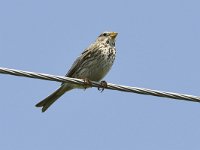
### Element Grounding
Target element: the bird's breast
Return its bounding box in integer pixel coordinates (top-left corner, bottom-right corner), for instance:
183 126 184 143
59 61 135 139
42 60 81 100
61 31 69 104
73 45 116 82
88 46 116 81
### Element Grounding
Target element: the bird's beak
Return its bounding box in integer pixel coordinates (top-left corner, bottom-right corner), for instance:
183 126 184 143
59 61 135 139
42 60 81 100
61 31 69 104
110 32 118 39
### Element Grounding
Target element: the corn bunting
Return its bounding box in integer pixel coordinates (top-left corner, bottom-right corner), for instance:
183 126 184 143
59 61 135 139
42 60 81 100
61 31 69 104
36 31 118 112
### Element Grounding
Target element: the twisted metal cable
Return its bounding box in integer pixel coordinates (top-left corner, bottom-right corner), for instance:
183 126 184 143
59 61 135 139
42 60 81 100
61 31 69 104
0 67 200 103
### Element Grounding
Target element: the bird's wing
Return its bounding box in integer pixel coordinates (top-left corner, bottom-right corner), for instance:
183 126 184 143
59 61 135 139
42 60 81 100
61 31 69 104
65 43 96 78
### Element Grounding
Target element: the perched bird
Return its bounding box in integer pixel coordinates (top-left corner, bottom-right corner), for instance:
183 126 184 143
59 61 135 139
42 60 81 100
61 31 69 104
35 31 118 112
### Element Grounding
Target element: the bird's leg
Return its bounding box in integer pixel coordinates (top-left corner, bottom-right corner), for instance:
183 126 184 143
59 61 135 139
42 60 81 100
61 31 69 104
98 80 108 92
83 78 92 89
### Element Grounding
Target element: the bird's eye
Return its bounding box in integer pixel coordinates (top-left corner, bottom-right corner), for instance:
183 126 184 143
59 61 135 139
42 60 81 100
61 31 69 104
103 33 107 36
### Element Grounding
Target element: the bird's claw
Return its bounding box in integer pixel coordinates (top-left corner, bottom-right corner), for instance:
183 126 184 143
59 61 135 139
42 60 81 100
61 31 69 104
83 78 92 89
98 80 107 92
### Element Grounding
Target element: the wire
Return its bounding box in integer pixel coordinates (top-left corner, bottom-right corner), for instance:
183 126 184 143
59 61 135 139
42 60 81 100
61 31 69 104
1 67 200 103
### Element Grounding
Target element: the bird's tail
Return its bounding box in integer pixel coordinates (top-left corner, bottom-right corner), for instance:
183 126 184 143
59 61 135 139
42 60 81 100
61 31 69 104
35 85 72 112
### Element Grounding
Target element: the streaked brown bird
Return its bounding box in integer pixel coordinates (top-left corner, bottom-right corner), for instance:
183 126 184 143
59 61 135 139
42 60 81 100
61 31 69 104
36 31 118 112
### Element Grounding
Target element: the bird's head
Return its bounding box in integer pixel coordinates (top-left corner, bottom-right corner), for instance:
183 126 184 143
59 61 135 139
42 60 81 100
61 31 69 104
96 31 118 46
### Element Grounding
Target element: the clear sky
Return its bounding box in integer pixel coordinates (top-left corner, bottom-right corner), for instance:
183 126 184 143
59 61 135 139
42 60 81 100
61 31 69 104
1 0 200 150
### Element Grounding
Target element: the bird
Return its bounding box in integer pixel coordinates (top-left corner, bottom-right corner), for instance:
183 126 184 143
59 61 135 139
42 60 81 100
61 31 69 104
35 31 118 112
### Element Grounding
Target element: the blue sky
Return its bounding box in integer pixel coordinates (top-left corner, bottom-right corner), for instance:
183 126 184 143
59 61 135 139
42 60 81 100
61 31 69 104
1 0 200 149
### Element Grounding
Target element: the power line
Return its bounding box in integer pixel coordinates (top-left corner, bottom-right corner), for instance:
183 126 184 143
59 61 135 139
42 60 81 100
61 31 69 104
1 67 200 103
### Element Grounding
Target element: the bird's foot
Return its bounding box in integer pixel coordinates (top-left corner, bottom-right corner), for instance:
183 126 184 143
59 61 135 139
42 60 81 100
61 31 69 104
83 78 92 89
98 80 108 92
